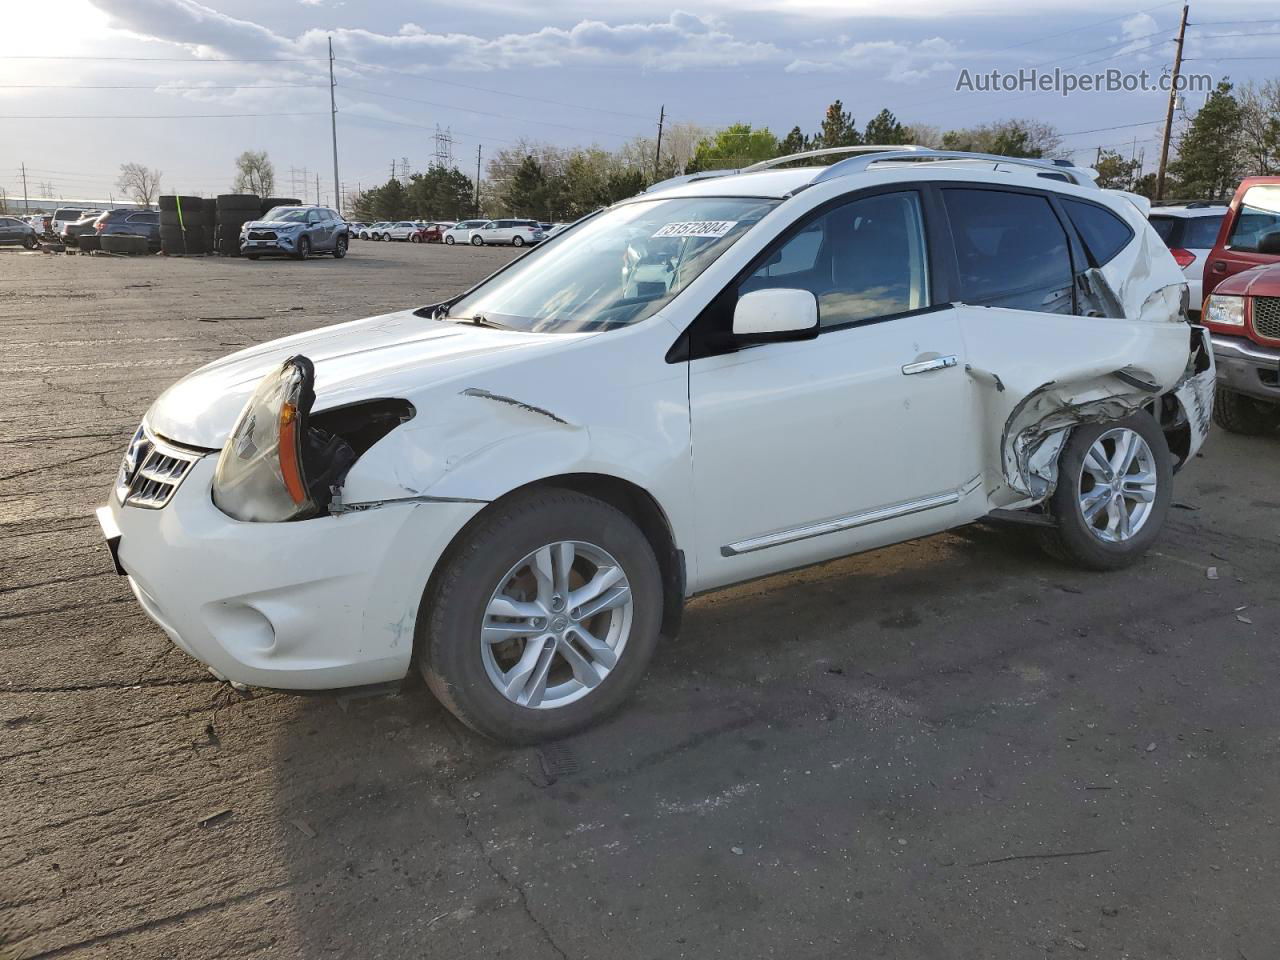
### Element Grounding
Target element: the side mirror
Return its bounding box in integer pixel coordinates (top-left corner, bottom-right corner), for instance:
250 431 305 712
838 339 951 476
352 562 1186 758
732 288 819 343
1257 231 1280 256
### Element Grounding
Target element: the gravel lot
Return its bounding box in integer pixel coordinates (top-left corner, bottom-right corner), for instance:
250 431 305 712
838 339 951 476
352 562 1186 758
3 240 1279 959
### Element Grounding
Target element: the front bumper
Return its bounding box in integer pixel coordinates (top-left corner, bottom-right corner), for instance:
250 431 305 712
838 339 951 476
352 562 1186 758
1211 334 1280 403
241 232 300 254
98 456 485 689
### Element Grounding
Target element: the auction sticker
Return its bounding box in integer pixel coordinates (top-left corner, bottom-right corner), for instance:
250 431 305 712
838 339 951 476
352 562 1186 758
653 220 737 239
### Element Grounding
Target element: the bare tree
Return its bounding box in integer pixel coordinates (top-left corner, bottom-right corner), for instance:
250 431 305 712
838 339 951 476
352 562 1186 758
116 162 163 208
233 150 276 196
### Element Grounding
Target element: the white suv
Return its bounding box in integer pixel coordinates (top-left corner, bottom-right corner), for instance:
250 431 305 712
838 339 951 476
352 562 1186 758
99 147 1215 743
470 219 544 246
1148 203 1229 316
441 220 488 245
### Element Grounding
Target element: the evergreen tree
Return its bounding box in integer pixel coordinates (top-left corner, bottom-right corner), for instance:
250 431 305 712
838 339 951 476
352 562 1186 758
506 156 548 217
815 100 861 149
864 109 908 145
1170 80 1245 201
779 125 809 155
686 124 779 172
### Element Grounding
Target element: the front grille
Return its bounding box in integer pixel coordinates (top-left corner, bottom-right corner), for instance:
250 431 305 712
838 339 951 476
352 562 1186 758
247 230 277 241
115 424 202 510
1253 297 1280 343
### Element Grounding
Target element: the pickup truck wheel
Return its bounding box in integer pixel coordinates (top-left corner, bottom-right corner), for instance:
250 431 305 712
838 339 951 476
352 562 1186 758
1213 387 1277 436
1038 413 1172 571
417 489 662 743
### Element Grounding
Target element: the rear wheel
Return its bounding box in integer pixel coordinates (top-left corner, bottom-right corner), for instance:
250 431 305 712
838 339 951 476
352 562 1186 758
417 489 662 743
512 235 525 247
410 234 421 243
1213 387 1278 435
1038 413 1172 571
22 234 35 249
470 235 483 246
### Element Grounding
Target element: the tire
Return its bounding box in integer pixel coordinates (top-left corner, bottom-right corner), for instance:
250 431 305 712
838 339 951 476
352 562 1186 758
417 489 663 743
410 234 421 243
1213 387 1278 436
78 234 100 253
294 235 311 260
1037 413 1173 571
246 254 260 261
101 234 149 255
470 235 483 246
445 235 455 245
512 236 525 247
333 235 347 259
382 233 393 242
22 234 36 249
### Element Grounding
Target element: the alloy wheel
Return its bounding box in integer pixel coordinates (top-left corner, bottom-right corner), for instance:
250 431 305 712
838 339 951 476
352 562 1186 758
1076 427 1158 543
481 540 634 710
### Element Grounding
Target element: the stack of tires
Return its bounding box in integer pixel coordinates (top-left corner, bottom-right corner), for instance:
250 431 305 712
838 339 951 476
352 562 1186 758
78 234 101 253
159 195 208 255
214 194 262 256
261 197 302 216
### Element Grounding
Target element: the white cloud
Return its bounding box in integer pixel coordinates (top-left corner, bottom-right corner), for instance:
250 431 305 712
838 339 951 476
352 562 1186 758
786 36 959 83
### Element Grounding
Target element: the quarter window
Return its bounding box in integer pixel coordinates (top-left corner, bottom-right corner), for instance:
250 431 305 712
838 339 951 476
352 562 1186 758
1063 199 1133 266
741 191 930 328
943 188 1073 314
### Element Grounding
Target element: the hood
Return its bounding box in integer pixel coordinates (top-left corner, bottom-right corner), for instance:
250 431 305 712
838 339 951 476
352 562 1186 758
243 219 306 231
1213 262 1280 297
146 310 581 449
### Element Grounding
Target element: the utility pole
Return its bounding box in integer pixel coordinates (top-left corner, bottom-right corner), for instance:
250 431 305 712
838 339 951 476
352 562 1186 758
315 173 321 206
20 162 29 213
328 36 341 214
474 145 482 217
653 104 665 181
1155 2 1189 203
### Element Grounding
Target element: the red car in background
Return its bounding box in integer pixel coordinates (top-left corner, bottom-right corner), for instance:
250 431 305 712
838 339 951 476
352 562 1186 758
412 221 456 243
1201 176 1280 434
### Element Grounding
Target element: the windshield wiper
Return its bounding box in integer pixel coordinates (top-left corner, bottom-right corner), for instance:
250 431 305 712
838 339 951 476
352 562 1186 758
453 313 510 330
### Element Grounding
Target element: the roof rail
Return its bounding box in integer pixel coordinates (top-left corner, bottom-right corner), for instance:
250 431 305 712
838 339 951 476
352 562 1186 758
805 148 1097 189
741 144 930 173
643 169 742 194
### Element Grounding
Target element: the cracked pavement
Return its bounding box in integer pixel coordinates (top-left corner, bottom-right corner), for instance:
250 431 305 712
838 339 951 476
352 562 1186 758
2 242 1279 958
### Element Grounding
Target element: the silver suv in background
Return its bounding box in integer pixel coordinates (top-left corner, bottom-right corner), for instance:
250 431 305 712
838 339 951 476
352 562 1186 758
470 219 545 246
1149 203 1229 316
240 205 349 260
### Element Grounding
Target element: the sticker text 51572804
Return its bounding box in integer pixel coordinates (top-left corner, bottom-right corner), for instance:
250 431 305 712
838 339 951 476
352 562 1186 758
652 220 737 240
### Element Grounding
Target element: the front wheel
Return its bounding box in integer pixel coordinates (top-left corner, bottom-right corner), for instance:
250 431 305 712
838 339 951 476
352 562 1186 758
1213 387 1278 436
23 234 36 249
333 236 347 259
417 489 663 743
1037 413 1173 571
294 236 311 260
470 235 483 246
444 235 455 245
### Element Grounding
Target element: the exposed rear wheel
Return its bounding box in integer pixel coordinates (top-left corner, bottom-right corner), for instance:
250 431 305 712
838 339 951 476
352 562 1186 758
1038 414 1172 571
417 489 662 743
1213 387 1278 436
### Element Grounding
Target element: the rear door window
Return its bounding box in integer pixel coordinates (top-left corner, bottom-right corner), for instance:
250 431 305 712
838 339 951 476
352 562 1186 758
1062 199 1133 267
1227 185 1280 252
1149 216 1179 245
943 188 1074 314
1183 215 1224 249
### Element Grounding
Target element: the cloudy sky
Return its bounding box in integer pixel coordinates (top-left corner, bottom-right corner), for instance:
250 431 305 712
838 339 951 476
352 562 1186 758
0 0 1274 207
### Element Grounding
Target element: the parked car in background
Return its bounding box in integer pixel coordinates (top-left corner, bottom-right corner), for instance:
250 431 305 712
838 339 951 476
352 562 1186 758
357 223 386 240
1148 202 1228 316
0 216 39 248
469 219 545 247
61 211 103 246
100 147 1214 743
50 208 85 238
24 214 51 235
413 222 453 243
1202 177 1280 301
240 205 349 260
543 222 570 238
441 220 488 245
346 222 368 238
95 209 161 252
380 221 422 241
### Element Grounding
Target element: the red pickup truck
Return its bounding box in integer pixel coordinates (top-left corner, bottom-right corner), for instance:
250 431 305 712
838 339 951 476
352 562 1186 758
1201 176 1280 434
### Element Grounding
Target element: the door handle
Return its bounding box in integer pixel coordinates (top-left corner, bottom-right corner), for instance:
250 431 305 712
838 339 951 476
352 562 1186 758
902 355 958 376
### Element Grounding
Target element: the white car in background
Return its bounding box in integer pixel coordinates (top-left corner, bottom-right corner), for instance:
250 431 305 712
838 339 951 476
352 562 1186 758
441 220 489 245
470 219 545 247
380 221 421 242
1148 203 1229 316
99 146 1214 744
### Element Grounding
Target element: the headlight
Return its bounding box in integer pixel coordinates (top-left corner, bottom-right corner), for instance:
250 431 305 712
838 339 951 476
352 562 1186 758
212 356 336 522
1205 294 1245 328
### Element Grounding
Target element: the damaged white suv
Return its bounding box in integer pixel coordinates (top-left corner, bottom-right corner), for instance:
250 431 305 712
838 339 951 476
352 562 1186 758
99 147 1215 743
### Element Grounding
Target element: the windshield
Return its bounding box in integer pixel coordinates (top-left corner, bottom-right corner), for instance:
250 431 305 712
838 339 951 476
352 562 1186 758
264 207 310 223
446 196 779 333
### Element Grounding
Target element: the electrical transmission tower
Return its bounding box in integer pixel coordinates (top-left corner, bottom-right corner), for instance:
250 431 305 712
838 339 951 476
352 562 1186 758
432 126 455 168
